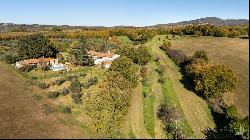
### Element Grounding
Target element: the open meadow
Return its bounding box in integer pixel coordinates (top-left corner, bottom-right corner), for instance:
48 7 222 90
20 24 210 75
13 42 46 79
172 36 249 117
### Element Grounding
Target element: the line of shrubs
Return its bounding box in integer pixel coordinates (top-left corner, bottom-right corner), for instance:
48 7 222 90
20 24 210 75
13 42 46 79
48 88 70 99
157 103 186 139
160 44 249 138
43 75 95 104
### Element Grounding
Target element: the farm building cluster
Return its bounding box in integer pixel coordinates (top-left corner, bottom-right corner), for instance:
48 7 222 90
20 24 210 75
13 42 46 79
15 57 67 71
15 50 119 71
88 50 120 68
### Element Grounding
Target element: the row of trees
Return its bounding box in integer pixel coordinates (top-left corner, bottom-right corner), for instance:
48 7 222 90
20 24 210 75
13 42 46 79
1 34 59 63
181 51 248 139
44 25 249 40
181 24 248 37
83 43 152 137
84 72 133 137
159 45 248 138
185 51 237 100
0 25 248 42
115 45 152 65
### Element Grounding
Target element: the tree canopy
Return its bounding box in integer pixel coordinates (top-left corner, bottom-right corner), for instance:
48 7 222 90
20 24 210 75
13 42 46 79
17 34 58 59
69 45 94 66
109 56 139 87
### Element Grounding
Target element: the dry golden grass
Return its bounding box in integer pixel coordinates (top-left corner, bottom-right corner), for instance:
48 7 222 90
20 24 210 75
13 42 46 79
172 36 249 117
0 61 88 138
150 40 215 138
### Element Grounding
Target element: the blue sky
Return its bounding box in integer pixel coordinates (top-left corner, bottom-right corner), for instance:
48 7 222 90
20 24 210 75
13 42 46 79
0 0 248 26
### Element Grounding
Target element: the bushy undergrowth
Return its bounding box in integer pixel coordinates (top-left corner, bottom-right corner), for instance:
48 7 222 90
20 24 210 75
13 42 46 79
38 82 50 89
48 91 60 99
84 77 98 89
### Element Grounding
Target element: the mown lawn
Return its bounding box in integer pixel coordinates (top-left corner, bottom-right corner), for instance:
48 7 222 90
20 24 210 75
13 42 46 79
146 35 215 138
142 82 155 138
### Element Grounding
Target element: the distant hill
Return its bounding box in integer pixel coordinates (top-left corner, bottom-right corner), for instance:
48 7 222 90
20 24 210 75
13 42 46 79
0 17 249 32
154 17 249 27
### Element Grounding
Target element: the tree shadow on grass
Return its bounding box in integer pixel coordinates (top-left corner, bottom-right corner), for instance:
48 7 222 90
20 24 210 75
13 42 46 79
202 104 242 139
179 74 195 92
178 60 196 92
202 127 241 139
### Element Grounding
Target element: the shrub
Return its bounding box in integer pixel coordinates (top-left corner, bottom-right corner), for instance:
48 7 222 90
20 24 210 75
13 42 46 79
157 104 182 124
60 88 69 96
42 104 54 115
185 56 237 100
193 50 209 61
84 77 98 89
69 45 94 66
69 78 82 93
40 65 50 72
194 65 237 99
63 106 71 114
18 65 35 72
66 75 78 81
172 128 186 139
17 34 58 59
228 30 241 38
141 77 150 87
159 41 172 51
48 91 60 99
207 98 228 114
225 105 249 138
228 116 249 139
79 73 87 77
158 76 166 84
214 28 229 37
140 66 147 78
38 82 50 89
116 45 151 65
3 53 19 64
154 55 160 65
31 94 43 101
163 48 189 66
83 71 132 136
132 46 152 65
71 93 82 104
157 104 185 139
109 56 139 87
25 76 38 85
194 31 203 36
54 78 66 85
226 105 238 119
155 65 165 76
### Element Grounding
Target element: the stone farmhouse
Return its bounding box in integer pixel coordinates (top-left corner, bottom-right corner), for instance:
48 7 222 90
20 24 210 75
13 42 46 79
15 57 58 68
88 50 120 68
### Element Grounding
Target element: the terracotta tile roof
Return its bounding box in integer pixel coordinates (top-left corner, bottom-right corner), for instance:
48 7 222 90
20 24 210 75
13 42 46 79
18 57 56 65
88 51 115 58
102 61 112 65
37 58 54 63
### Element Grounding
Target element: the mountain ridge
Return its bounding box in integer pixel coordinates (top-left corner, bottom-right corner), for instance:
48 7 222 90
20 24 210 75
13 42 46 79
0 17 248 31
153 17 249 27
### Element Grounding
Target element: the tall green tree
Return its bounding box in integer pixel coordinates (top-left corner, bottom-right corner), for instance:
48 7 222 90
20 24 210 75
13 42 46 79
109 56 139 87
84 71 132 137
69 45 94 66
17 34 58 59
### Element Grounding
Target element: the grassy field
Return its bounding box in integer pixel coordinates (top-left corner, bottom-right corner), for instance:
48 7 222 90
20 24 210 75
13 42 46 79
172 36 249 117
0 61 88 138
147 35 215 138
1 35 245 139
122 35 215 139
